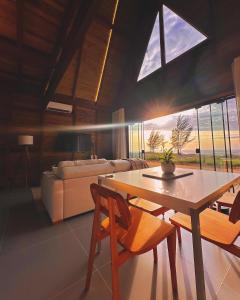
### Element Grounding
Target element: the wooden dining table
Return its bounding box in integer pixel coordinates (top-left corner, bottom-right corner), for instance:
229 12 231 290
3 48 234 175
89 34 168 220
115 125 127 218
98 167 240 300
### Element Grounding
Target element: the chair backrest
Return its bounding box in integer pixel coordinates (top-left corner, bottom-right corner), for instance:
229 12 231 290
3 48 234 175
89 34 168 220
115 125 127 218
229 190 240 223
90 183 131 229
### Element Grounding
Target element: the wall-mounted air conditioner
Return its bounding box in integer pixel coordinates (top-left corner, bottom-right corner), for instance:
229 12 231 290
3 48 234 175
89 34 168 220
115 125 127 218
46 101 72 114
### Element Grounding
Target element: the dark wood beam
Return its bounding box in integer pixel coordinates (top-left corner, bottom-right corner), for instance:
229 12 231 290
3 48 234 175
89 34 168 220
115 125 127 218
159 4 166 66
72 48 82 124
41 0 83 97
72 49 82 100
43 0 99 108
16 0 24 82
0 35 49 58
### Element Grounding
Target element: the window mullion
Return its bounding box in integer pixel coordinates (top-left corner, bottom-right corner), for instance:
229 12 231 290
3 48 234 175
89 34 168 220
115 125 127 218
159 4 166 66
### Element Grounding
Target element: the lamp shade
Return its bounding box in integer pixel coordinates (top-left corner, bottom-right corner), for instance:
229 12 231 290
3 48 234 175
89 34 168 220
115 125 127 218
18 135 33 146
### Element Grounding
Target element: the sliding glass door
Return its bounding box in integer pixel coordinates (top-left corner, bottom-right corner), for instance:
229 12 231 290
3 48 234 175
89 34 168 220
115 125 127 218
128 122 144 158
128 96 240 173
197 105 215 170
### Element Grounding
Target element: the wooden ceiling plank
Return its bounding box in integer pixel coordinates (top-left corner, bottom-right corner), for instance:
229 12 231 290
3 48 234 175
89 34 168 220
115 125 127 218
16 0 24 82
72 49 82 125
72 49 82 100
41 0 83 97
43 0 100 108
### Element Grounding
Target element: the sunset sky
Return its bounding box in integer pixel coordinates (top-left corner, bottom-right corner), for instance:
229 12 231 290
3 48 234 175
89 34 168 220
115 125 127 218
143 98 240 155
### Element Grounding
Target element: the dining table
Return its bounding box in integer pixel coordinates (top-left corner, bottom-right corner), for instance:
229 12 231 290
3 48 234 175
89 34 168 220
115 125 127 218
98 167 240 300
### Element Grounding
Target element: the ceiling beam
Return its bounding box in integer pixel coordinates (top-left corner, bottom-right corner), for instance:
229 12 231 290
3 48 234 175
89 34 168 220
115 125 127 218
16 0 24 82
43 0 99 108
72 48 82 123
41 0 83 97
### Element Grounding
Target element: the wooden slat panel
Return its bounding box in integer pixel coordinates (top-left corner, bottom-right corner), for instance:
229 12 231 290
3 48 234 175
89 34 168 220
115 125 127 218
97 0 116 23
75 21 110 101
0 1 16 41
56 52 78 96
98 34 127 105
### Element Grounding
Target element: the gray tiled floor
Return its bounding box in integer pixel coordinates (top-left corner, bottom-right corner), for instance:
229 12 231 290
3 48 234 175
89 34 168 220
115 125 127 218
0 188 239 300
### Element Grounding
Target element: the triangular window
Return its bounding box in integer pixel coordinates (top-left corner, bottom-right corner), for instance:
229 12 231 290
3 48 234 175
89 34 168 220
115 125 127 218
137 13 161 81
163 5 207 63
137 5 207 82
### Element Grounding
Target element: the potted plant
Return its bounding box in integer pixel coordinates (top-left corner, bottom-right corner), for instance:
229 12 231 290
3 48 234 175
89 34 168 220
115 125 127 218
160 148 175 174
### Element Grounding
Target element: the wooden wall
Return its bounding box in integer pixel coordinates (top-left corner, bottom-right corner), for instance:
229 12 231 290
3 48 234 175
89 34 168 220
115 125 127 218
119 0 240 122
0 92 113 188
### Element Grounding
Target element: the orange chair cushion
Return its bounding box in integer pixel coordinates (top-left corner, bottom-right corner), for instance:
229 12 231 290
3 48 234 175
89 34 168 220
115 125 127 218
129 197 170 216
170 208 240 245
101 206 175 254
216 192 235 207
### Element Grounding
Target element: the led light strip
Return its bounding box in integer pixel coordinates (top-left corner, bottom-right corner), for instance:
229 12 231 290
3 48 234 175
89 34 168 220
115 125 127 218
94 0 120 102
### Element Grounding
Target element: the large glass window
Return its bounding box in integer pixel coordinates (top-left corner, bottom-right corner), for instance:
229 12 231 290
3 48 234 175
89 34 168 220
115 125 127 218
129 97 240 173
129 123 144 159
143 108 200 168
198 105 215 170
227 98 240 172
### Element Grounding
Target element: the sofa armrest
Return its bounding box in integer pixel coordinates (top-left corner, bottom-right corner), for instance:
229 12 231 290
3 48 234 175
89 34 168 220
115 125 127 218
41 172 64 223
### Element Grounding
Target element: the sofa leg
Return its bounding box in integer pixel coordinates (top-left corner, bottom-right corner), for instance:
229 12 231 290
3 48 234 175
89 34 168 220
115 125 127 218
52 220 63 225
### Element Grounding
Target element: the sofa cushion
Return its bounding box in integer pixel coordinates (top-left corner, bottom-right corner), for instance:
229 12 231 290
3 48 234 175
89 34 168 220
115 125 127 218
74 159 107 166
110 160 131 172
58 162 114 179
58 161 75 168
52 166 59 177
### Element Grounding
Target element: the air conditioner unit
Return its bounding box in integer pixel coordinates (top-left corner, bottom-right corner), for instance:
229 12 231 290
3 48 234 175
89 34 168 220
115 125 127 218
46 101 72 114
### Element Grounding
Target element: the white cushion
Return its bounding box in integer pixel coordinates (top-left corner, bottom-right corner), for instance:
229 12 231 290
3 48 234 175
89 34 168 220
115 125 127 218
110 160 131 172
74 159 107 165
52 166 59 177
58 162 114 179
58 161 75 168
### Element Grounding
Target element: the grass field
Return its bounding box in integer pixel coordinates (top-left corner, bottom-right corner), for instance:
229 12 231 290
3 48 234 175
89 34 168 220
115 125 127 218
145 152 240 171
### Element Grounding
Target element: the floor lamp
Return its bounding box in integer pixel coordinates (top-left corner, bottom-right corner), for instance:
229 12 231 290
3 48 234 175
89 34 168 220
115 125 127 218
18 135 33 187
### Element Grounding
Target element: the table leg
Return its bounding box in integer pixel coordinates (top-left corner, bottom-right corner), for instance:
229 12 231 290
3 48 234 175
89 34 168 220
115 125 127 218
190 208 206 300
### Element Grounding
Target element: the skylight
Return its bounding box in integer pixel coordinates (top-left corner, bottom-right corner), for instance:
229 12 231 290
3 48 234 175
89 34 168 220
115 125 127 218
137 13 161 81
163 5 207 63
137 5 207 82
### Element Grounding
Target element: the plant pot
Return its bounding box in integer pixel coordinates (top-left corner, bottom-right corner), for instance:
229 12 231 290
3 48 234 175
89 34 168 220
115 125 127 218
161 161 175 174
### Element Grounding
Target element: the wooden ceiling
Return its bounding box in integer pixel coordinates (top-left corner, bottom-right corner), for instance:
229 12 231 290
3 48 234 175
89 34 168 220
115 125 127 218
1 0 238 114
0 0 145 108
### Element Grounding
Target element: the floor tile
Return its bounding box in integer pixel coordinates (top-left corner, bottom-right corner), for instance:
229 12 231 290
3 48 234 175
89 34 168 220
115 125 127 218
174 229 231 292
72 224 113 269
66 211 94 230
0 232 90 300
52 272 111 300
219 255 240 297
2 200 70 253
98 237 229 300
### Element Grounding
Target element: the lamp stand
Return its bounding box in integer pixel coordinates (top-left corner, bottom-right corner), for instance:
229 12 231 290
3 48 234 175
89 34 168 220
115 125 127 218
24 145 31 187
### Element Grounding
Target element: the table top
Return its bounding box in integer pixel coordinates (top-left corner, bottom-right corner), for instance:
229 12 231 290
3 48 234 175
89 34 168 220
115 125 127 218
99 167 240 214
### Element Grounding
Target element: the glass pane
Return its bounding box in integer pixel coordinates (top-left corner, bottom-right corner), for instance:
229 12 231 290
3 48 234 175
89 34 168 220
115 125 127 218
227 98 240 173
211 103 228 171
137 13 161 81
143 109 199 169
198 105 215 170
163 5 207 63
128 123 143 158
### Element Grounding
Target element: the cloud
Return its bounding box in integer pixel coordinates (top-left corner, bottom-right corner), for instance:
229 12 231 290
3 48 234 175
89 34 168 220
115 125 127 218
138 5 206 80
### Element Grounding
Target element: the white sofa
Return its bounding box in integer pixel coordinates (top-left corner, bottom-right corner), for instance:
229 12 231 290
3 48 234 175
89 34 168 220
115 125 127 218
41 159 134 223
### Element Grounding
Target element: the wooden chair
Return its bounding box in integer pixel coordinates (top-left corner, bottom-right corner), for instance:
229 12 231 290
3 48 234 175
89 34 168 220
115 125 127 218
85 183 177 300
169 191 240 258
216 191 235 212
127 194 170 217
